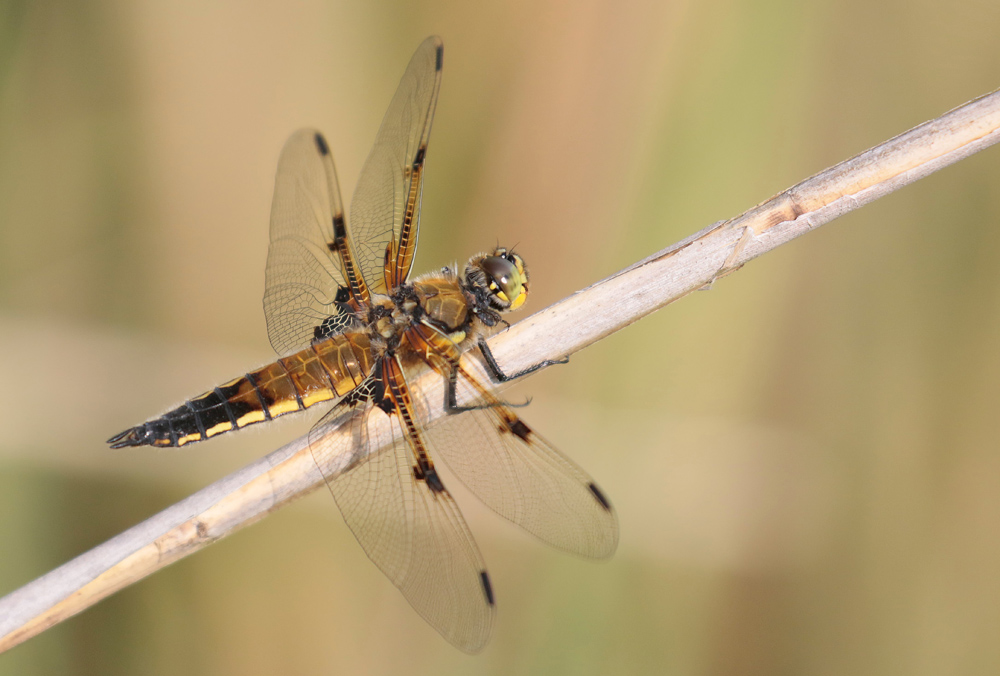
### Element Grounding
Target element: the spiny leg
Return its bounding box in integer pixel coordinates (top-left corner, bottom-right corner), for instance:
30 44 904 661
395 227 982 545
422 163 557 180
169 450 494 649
477 338 569 383
444 363 532 414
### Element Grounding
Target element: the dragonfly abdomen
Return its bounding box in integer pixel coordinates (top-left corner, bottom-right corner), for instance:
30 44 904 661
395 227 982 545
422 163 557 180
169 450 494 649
108 332 375 448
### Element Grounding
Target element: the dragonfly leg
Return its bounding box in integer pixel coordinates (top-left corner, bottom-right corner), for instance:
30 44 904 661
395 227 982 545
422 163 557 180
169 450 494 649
477 339 569 383
444 367 531 413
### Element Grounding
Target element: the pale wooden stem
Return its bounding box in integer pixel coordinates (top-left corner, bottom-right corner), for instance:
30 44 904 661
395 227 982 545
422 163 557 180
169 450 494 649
3 87 1000 653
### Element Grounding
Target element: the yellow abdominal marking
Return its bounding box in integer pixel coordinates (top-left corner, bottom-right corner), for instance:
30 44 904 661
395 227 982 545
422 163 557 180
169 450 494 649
235 410 266 427
299 388 335 408
206 421 235 437
267 398 300 417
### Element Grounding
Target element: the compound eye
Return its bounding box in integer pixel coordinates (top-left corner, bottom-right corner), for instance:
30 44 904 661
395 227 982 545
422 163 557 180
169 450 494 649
481 255 526 309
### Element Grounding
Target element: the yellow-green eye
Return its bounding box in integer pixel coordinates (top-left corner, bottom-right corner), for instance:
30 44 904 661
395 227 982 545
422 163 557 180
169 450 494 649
481 255 525 308
487 280 510 302
509 286 527 310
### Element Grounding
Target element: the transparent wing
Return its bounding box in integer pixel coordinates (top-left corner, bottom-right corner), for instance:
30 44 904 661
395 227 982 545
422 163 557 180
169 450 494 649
264 128 371 356
424 359 619 559
309 374 495 653
350 36 442 294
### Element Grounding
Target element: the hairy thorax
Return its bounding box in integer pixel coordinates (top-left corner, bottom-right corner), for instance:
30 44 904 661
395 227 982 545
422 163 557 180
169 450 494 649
366 268 481 365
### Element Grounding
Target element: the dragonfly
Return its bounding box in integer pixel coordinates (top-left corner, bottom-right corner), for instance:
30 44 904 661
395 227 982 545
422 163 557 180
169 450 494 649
108 36 618 652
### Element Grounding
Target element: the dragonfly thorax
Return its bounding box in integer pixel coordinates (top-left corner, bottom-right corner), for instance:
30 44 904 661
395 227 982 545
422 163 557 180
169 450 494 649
381 270 473 347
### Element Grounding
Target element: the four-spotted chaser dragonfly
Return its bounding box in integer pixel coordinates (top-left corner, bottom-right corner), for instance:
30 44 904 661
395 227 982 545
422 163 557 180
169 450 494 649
108 36 618 652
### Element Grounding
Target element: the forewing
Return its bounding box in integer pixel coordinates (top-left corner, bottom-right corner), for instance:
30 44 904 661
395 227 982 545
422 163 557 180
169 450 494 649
264 129 370 355
424 360 619 559
350 36 442 293
309 388 495 652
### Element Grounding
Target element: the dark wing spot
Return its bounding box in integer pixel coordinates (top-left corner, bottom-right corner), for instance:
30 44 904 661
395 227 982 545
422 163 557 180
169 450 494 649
384 243 393 265
479 570 495 606
334 286 351 303
587 482 612 511
314 132 330 156
509 419 532 441
435 44 443 72
333 214 347 239
424 466 445 493
413 145 426 169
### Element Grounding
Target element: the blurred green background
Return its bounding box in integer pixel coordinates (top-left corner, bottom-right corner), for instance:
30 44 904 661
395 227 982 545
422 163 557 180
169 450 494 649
3 0 1000 674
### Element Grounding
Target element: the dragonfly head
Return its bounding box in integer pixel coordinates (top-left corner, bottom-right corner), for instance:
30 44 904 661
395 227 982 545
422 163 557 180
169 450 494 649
466 247 529 313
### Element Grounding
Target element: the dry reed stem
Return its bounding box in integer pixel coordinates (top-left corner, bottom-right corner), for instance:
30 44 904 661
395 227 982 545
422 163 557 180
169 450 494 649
3 87 1000 653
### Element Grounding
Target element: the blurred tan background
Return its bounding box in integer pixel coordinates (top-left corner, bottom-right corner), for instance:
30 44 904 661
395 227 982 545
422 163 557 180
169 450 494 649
2 0 1000 674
